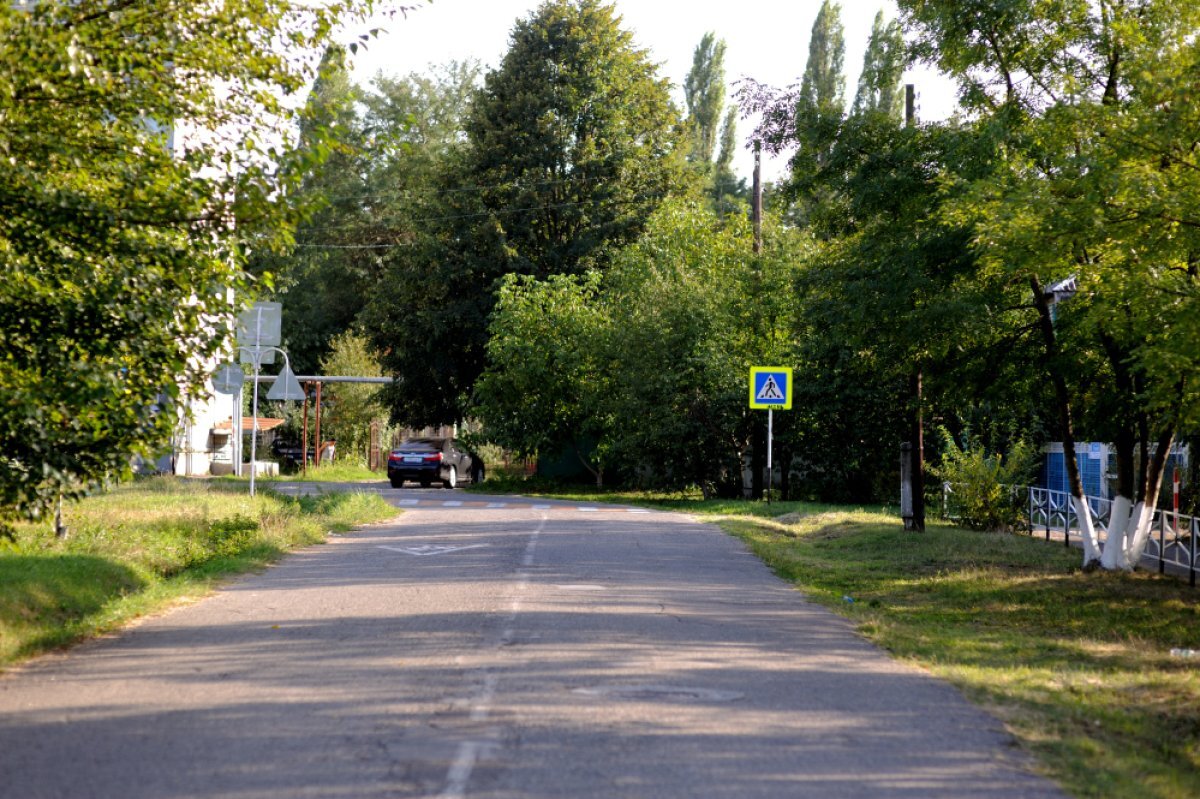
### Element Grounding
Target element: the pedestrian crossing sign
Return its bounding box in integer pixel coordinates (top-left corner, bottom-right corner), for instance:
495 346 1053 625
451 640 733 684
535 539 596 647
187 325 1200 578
749 366 793 410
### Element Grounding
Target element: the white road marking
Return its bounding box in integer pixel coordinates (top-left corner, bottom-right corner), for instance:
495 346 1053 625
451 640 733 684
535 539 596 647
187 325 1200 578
378 544 490 557
442 501 463 507
440 739 497 799
395 499 419 506
578 507 599 512
486 502 507 508
531 504 552 510
440 513 547 798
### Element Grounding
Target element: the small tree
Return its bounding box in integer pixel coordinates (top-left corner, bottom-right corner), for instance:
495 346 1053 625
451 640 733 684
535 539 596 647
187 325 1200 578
318 331 387 464
931 430 1037 532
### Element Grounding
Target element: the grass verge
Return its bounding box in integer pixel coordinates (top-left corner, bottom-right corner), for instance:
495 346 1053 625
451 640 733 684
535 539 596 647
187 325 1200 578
475 480 1199 798
0 476 396 669
728 508 1199 799
219 461 384 484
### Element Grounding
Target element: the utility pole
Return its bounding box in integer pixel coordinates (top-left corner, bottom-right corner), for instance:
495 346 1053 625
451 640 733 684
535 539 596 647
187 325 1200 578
750 140 765 499
903 84 925 532
314 381 323 467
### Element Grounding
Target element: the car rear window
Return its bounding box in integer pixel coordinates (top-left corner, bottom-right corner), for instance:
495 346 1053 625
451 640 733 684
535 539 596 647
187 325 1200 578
397 438 442 449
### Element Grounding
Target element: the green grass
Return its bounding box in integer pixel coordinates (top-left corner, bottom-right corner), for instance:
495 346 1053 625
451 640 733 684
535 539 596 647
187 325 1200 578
0 476 397 668
221 461 384 484
727 509 1200 799
467 476 882 517
475 480 1199 798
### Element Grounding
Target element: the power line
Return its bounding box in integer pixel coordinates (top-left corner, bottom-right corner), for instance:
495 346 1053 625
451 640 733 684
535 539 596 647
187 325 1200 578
285 191 670 250
299 172 614 208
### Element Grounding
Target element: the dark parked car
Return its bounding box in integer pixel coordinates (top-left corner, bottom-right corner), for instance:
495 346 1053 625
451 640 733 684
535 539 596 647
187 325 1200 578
387 438 484 489
269 439 314 473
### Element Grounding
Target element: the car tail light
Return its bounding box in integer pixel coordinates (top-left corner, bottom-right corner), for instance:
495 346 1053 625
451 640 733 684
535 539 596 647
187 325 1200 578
424 453 443 463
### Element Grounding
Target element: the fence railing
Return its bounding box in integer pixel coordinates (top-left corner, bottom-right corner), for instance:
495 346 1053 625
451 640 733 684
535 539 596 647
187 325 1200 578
1027 486 1198 586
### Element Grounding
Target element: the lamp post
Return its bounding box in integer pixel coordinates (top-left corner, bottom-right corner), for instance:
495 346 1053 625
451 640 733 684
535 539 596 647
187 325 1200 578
240 345 305 497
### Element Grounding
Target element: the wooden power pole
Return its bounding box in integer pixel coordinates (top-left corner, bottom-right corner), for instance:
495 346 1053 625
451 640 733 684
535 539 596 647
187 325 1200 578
750 140 765 499
903 84 925 532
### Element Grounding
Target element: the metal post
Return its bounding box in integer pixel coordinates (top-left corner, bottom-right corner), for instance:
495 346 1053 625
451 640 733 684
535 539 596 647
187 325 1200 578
233 385 243 478
1159 512 1167 574
1190 517 1196 588
1064 497 1071 547
302 383 309 477
1046 491 1052 542
249 351 261 498
1028 489 1034 536
314 381 323 467
766 409 773 505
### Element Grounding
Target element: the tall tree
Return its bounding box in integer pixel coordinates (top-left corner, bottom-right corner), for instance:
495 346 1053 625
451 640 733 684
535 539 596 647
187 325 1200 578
851 11 905 121
711 106 748 215
900 0 1200 569
799 0 847 126
462 0 681 278
0 0 382 526
684 32 728 168
257 59 482 375
737 0 846 223
255 44 372 375
370 0 683 427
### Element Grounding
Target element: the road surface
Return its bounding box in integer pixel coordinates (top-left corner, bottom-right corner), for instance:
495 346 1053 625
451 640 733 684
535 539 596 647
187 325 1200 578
0 485 1065 798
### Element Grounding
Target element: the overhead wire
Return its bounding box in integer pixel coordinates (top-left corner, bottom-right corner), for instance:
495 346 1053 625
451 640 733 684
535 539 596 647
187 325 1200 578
284 189 671 250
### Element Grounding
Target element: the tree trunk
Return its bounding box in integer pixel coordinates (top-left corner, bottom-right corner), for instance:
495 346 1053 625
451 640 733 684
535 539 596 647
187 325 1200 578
1122 427 1176 568
750 417 764 500
1030 277 1101 566
571 441 603 488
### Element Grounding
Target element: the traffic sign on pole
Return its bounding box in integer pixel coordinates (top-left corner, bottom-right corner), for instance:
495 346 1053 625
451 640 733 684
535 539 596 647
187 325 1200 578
750 366 793 504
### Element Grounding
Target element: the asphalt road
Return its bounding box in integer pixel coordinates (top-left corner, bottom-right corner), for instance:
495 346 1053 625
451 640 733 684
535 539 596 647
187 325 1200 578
0 484 1066 798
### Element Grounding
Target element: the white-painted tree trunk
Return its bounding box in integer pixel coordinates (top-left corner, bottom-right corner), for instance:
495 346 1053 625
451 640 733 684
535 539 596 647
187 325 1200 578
1122 500 1157 569
1072 494 1103 567
1101 495 1134 570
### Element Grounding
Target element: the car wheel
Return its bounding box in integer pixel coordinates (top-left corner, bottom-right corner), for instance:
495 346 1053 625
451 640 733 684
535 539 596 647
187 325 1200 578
443 465 457 489
389 477 403 489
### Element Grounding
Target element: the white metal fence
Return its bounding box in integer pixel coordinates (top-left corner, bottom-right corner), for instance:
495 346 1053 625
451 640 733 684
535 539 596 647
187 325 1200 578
1027 486 1198 586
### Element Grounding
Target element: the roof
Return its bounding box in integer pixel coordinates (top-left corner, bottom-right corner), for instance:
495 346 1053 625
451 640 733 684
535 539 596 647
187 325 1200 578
213 417 287 433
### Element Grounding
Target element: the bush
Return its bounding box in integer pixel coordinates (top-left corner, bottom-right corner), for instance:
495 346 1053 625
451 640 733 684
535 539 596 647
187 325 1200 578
931 430 1036 531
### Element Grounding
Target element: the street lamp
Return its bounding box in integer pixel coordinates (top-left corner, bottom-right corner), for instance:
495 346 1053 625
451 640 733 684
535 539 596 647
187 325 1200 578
240 345 305 497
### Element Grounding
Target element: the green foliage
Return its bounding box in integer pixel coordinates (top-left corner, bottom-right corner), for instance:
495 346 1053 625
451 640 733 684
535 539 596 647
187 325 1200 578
317 331 386 462
684 32 727 168
0 0 382 521
930 430 1036 531
900 0 1200 504
258 59 484 376
850 11 905 121
478 199 803 494
475 272 610 482
370 0 684 427
682 33 748 215
461 0 682 278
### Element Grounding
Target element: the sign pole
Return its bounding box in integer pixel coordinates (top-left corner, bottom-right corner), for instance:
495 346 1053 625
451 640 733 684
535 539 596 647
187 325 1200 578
767 409 774 505
249 351 261 497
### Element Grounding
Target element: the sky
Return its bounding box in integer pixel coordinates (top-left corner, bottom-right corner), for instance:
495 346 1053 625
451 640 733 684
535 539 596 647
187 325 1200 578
342 0 960 182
